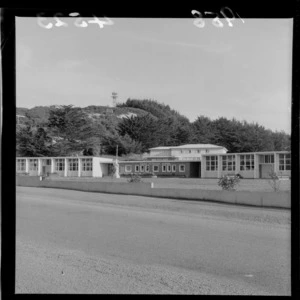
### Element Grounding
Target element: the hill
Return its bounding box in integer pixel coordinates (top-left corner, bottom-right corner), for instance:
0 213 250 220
16 105 156 126
16 99 291 158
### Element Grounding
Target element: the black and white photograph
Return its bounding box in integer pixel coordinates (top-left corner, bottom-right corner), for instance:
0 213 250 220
3 4 297 295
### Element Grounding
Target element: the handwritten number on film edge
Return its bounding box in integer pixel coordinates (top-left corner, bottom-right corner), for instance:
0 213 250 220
191 10 205 28
70 13 88 28
37 13 53 29
37 13 114 29
54 13 68 27
192 7 244 28
204 11 224 28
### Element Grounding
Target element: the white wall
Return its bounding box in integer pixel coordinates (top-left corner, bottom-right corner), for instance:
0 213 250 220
100 163 109 177
92 158 103 177
150 149 172 157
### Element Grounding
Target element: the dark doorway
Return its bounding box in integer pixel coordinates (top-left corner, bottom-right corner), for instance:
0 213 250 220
190 162 201 178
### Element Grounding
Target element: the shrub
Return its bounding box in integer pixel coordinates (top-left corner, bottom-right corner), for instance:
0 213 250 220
218 175 240 191
267 171 281 192
127 173 142 183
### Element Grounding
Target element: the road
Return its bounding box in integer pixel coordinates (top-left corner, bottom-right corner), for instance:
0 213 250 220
16 187 291 295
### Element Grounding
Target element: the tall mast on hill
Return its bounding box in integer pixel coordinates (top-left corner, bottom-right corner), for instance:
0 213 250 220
112 92 118 107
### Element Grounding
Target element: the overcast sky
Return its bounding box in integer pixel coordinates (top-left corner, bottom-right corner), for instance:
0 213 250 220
16 17 292 133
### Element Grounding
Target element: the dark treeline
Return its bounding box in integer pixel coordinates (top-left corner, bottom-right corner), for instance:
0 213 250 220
16 100 290 157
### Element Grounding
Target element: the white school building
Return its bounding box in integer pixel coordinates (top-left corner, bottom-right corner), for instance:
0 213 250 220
16 156 114 178
16 145 291 179
201 151 291 179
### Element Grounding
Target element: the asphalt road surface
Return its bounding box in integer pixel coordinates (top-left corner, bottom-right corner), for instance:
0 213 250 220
16 187 291 295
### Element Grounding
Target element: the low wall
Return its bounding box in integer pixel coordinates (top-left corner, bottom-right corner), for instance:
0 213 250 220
16 176 290 209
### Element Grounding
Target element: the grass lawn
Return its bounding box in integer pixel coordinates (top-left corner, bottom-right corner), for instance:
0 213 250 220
48 176 291 192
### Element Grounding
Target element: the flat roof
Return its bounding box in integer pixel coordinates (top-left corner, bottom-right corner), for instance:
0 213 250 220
119 160 201 163
149 144 227 150
201 151 290 156
16 156 114 161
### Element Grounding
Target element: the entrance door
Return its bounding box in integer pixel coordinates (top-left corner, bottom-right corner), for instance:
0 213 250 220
190 162 200 178
259 164 274 178
42 159 52 176
42 166 47 176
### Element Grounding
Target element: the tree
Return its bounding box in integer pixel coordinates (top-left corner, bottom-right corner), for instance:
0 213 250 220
117 114 161 151
47 105 94 156
101 133 143 156
16 126 54 157
191 116 215 144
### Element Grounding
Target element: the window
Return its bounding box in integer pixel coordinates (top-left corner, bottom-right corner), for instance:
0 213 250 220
140 165 145 172
279 153 291 171
179 164 185 172
261 155 274 164
240 155 254 171
205 156 218 171
222 155 236 171
145 165 150 172
167 164 171 172
125 165 132 173
17 159 26 171
29 159 38 171
153 165 159 172
162 164 167 172
135 165 140 172
82 158 93 171
189 150 192 153
172 165 176 172
206 149 209 153
68 159 78 171
55 159 65 171
46 159 51 166
197 150 200 153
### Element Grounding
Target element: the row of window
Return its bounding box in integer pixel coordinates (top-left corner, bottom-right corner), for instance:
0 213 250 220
152 149 211 155
179 149 210 154
16 159 93 172
125 164 186 173
205 154 290 171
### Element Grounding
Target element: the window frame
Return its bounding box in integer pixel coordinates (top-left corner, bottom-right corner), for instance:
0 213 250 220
29 159 38 171
222 155 236 171
167 164 171 172
153 165 159 172
172 164 176 172
279 153 291 171
240 154 254 171
179 164 185 172
82 158 93 171
55 159 65 171
125 165 132 173
17 159 26 171
205 155 218 171
261 154 274 164
68 158 79 171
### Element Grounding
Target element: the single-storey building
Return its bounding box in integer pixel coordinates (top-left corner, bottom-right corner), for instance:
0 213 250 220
118 160 201 178
16 147 291 179
16 156 114 178
201 151 291 179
